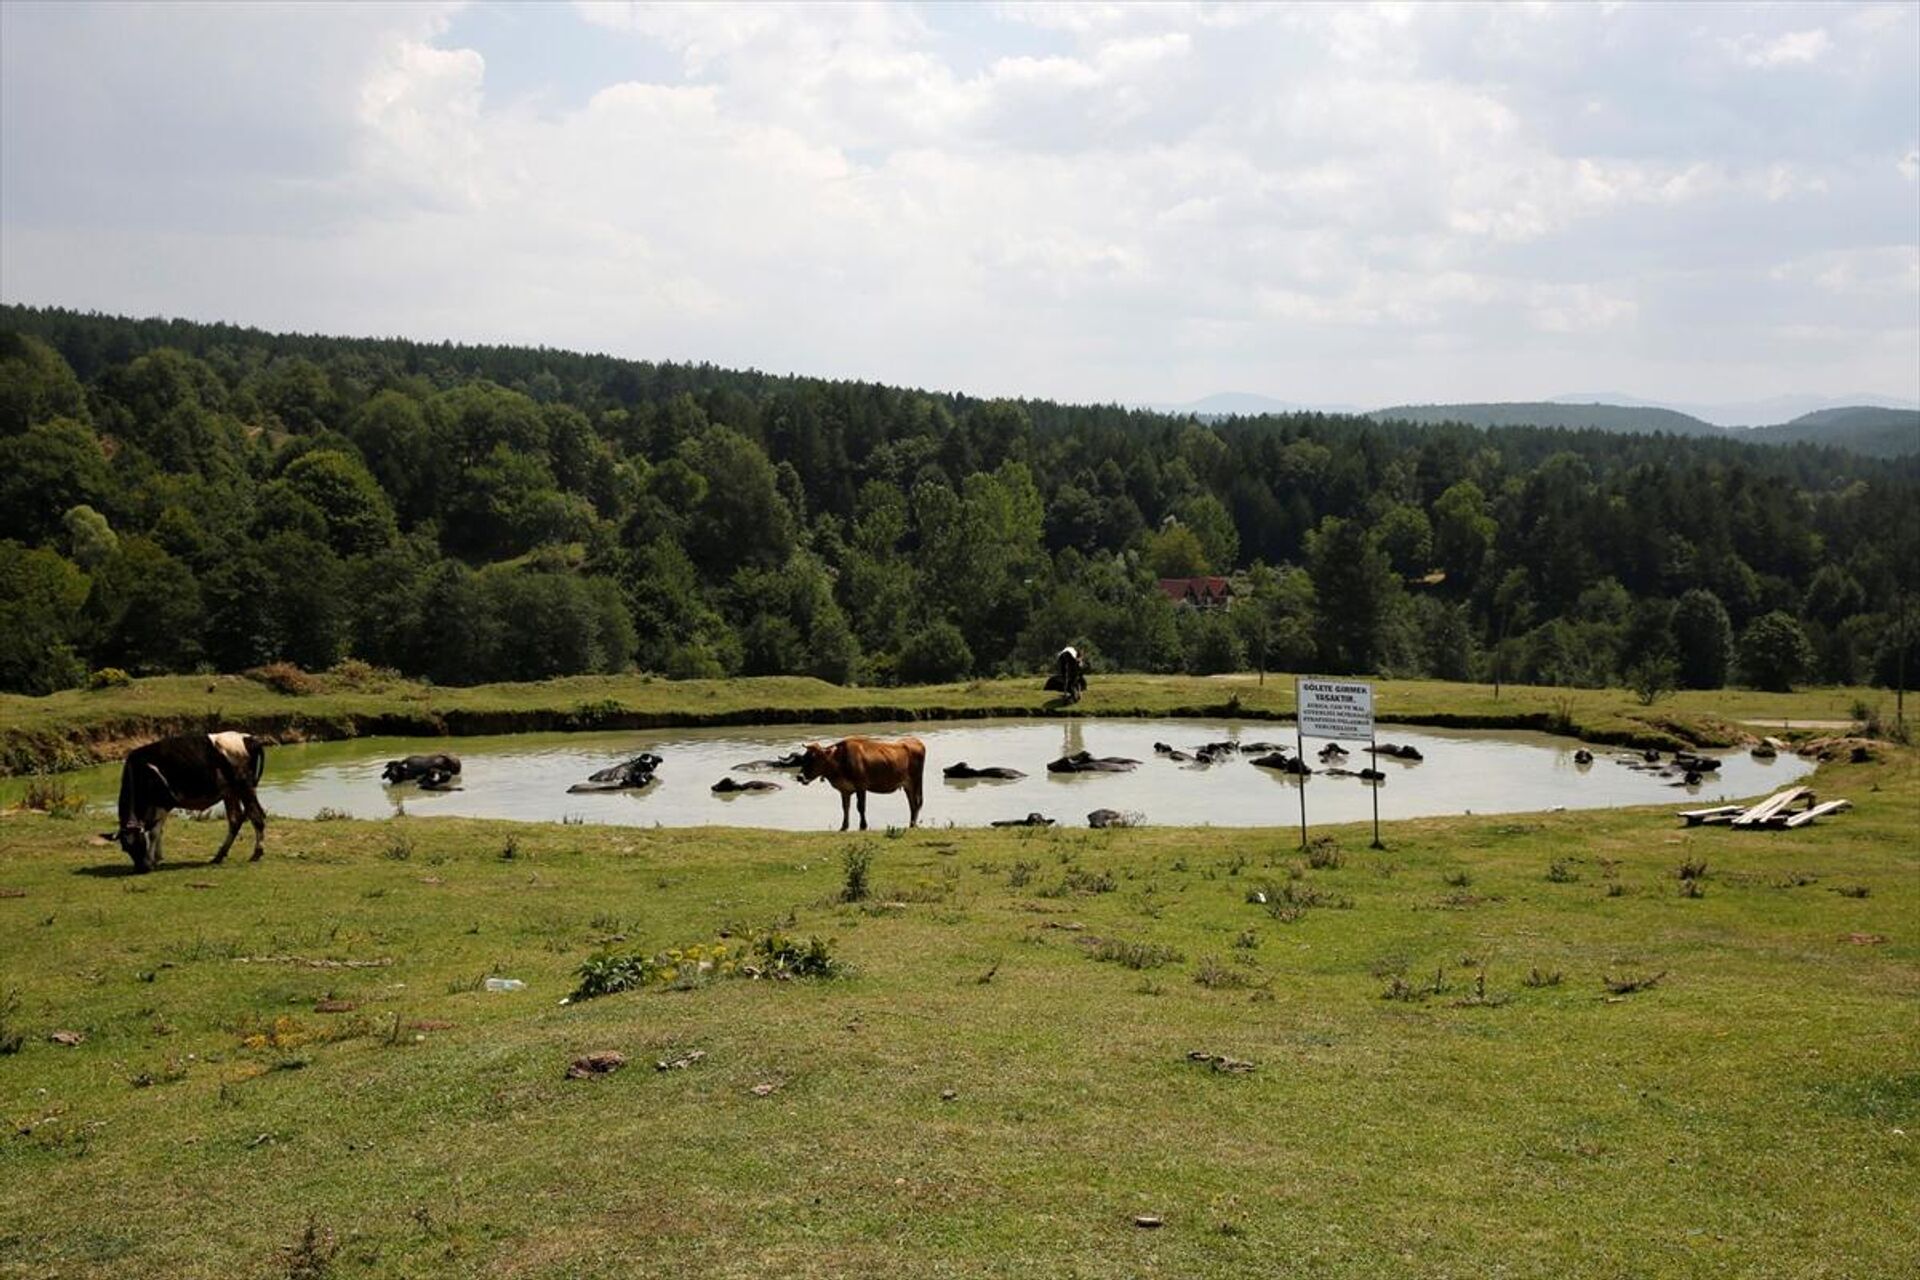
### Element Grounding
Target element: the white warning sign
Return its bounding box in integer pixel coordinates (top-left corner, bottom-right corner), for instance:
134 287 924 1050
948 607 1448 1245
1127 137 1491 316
1296 678 1374 741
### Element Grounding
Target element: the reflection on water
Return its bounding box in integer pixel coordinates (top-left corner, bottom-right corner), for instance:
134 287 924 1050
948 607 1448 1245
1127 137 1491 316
38 719 1812 832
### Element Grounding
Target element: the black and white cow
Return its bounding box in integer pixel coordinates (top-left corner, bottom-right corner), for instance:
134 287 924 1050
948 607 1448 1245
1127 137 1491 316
104 732 267 872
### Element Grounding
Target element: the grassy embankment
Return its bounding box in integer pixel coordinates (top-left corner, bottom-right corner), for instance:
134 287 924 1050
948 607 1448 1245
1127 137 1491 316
0 727 1914 1277
0 669 1891 777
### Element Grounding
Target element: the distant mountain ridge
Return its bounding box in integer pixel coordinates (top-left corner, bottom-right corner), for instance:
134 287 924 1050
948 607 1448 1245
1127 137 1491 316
1549 390 1919 428
1368 400 1724 438
1362 400 1917 457
1151 391 1917 457
1742 406 1920 457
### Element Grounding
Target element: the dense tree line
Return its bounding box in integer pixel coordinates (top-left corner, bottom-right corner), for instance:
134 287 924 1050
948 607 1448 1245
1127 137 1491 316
2 305 1916 699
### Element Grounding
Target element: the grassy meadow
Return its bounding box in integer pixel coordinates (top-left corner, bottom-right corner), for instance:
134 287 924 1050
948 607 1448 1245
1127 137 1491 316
0 718 1914 1277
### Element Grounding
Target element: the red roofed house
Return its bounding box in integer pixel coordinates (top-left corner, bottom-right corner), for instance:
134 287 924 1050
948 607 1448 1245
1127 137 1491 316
1156 577 1235 610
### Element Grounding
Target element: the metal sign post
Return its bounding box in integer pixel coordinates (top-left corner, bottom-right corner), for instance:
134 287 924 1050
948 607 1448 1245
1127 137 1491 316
1368 724 1383 849
1294 705 1308 850
1294 677 1381 850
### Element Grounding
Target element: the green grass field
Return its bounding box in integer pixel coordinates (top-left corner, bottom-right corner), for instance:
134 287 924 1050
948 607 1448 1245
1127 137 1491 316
1 728 1914 1277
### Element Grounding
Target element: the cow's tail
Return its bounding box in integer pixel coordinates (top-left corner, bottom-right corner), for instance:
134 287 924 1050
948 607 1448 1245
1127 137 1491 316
243 735 266 785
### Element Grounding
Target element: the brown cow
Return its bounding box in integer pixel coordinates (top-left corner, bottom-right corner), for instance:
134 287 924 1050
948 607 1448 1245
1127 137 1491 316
797 736 926 831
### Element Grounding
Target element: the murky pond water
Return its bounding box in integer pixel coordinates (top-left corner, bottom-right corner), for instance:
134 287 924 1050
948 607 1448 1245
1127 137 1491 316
35 719 1811 830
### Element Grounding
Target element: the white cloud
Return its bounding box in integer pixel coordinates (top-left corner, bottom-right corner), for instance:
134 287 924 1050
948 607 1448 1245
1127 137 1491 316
1730 27 1833 68
2 1 1915 406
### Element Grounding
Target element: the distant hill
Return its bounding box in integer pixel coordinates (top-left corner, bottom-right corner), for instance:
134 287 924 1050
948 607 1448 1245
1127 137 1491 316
1368 401 1724 438
1550 391 1919 428
1364 400 1918 457
1740 407 1920 458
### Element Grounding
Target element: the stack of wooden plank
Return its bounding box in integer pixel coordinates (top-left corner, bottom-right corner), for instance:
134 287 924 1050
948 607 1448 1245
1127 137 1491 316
1677 785 1852 830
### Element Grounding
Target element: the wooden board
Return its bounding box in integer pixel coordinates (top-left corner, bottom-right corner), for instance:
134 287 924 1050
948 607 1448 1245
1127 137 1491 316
1677 805 1745 827
1782 800 1852 829
1732 786 1811 828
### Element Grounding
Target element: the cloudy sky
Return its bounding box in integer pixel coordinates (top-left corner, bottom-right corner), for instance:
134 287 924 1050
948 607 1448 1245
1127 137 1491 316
3 1 1916 410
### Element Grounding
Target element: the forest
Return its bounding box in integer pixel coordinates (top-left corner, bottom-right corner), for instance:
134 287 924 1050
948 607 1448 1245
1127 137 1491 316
2 304 1916 699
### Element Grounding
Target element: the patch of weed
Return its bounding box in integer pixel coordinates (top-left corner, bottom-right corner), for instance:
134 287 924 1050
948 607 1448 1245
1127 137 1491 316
1040 866 1117 897
1086 936 1184 969
1194 955 1267 990
1305 837 1344 870
0 989 22 1055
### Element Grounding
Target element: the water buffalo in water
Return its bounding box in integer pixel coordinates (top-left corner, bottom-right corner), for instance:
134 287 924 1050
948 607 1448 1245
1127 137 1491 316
1046 751 1140 774
1573 749 1595 766
1368 743 1424 761
991 812 1056 827
734 751 807 771
566 753 661 794
798 737 926 831
943 762 1027 780
104 732 267 872
382 754 462 785
1251 752 1312 776
711 777 781 794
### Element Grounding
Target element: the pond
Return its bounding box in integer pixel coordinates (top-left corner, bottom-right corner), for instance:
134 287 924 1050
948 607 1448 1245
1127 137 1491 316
36 718 1812 831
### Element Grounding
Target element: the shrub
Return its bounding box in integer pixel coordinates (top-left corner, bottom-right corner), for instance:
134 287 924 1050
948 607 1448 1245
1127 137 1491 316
1738 611 1815 693
84 667 132 690
839 843 875 903
665 642 726 681
22 775 86 818
896 621 974 684
1626 657 1676 707
328 657 391 689
245 662 320 696
569 930 844 1002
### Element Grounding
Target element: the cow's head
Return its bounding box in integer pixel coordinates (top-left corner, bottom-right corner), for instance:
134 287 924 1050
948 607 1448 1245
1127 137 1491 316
796 743 832 786
103 821 154 872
